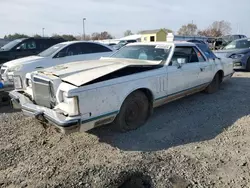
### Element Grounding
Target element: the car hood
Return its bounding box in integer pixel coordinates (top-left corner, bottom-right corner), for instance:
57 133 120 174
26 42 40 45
3 56 45 68
214 48 250 58
38 57 162 87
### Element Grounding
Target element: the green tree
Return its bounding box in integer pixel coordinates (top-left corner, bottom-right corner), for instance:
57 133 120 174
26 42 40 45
4 33 29 40
33 34 42 38
61 35 77 41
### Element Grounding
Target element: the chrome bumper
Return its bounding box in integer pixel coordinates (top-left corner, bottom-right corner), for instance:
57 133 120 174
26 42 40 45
0 84 13 92
9 90 81 133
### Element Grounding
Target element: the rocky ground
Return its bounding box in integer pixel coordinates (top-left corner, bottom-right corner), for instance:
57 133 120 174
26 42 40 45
1 71 250 188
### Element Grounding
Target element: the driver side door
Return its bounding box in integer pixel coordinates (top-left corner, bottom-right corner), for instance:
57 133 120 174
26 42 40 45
14 39 38 58
167 46 201 97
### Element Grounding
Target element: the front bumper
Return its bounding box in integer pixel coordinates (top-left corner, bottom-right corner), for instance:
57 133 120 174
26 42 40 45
9 90 81 134
0 73 14 88
233 61 246 70
0 81 14 92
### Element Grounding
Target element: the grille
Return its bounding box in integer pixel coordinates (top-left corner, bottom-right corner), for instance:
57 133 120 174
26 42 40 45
0 68 5 75
32 77 56 108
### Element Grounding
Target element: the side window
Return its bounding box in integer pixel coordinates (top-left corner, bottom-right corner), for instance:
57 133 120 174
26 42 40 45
16 40 37 50
193 47 206 62
63 44 82 56
170 46 204 66
83 43 112 53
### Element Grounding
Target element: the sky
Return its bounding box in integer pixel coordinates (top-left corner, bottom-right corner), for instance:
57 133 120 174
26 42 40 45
0 0 249 38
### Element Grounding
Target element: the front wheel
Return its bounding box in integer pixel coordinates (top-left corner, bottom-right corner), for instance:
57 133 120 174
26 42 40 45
246 58 250 72
205 73 220 94
113 91 149 132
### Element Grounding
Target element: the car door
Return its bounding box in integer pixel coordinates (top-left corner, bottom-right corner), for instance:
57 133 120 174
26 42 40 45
167 46 201 96
14 39 38 58
194 46 214 85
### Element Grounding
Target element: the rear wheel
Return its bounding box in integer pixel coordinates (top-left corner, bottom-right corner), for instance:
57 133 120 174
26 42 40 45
246 58 250 72
113 91 149 132
205 73 220 94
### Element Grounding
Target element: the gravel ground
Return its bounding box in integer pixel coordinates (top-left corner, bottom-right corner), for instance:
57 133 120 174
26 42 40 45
1 71 250 188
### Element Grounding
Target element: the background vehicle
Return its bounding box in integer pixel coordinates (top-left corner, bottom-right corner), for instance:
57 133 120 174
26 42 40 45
112 40 137 50
1 41 114 89
0 37 66 65
213 34 247 50
214 38 250 71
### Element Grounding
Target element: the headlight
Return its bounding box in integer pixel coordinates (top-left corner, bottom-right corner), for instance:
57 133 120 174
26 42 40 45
61 91 80 116
7 72 14 82
8 65 22 72
13 76 22 89
230 54 245 59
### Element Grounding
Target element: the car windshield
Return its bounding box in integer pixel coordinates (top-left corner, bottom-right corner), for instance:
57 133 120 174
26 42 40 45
0 39 24 50
38 43 67 57
111 45 171 61
224 39 250 50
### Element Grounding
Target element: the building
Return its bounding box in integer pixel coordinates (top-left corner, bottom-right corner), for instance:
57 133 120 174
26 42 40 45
140 29 167 42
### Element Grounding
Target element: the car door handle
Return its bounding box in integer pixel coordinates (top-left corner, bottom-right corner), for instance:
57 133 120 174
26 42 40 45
200 66 209 71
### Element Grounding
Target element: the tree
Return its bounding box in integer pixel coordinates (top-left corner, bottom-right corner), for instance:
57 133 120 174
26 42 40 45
177 23 198 36
91 32 113 40
198 20 231 37
4 33 29 40
91 32 100 40
124 30 133 37
61 35 76 41
33 34 42 38
99 31 113 40
51 34 61 39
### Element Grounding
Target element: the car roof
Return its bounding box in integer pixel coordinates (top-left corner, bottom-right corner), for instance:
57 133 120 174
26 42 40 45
233 38 250 42
58 40 114 51
127 41 196 47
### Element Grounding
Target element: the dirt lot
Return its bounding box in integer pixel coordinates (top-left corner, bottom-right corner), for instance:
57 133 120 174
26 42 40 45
1 71 250 188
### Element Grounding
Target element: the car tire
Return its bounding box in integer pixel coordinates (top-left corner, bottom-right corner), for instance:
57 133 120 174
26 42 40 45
205 73 220 94
113 91 149 132
246 58 250 72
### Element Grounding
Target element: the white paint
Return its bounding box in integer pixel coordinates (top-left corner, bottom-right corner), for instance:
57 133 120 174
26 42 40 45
1 41 114 90
14 41 233 132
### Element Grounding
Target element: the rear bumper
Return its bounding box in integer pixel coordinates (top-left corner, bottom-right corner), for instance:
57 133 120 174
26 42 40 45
9 90 81 134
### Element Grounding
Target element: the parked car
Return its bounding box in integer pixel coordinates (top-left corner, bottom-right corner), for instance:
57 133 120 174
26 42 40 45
0 37 65 65
214 38 250 71
0 41 114 89
213 34 247 50
10 42 234 134
112 40 137 50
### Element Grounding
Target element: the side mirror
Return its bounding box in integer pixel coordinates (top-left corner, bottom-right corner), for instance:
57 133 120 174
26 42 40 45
176 58 186 68
57 51 66 58
16 46 21 51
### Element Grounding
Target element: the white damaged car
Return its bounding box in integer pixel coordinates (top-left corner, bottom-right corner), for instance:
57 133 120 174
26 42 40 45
10 42 234 133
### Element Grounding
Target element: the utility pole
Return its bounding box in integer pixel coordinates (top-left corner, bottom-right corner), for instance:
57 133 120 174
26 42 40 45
82 18 86 40
42 28 45 37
